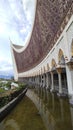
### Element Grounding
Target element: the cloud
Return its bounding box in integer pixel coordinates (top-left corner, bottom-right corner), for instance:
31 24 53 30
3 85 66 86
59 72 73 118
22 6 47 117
0 0 36 75
0 60 13 74
22 0 36 22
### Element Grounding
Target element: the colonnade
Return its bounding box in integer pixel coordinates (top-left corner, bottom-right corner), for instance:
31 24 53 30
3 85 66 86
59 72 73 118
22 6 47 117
15 15 73 106
26 62 73 98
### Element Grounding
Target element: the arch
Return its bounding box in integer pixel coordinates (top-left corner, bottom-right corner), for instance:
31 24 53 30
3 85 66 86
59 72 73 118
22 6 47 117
41 67 43 74
38 71 40 75
43 66 46 74
47 63 50 71
51 59 56 68
71 39 73 57
58 49 65 65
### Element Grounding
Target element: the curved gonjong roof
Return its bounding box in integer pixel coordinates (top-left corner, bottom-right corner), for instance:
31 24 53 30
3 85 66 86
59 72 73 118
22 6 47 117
12 0 73 73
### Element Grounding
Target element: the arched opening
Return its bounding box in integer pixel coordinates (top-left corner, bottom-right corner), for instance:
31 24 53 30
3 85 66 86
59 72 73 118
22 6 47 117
51 59 59 91
71 39 73 58
43 66 46 74
41 66 46 88
40 67 44 87
47 63 50 72
51 59 56 70
58 49 68 94
46 63 51 90
39 70 41 85
58 49 65 65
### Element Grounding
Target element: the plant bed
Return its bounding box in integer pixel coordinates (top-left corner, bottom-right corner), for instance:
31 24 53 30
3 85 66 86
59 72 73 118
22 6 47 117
0 88 27 122
0 83 27 109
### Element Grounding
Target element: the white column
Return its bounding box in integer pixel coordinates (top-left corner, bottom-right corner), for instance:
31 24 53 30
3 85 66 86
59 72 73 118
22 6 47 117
39 75 41 87
31 77 33 84
40 75 42 87
38 76 40 86
58 72 62 94
48 74 51 89
46 73 48 89
36 76 38 85
34 77 36 85
66 65 73 95
43 74 45 88
44 74 46 88
50 72 54 92
43 74 44 88
57 67 63 95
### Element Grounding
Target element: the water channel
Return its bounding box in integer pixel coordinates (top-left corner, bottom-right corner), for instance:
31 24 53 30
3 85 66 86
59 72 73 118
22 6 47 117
0 87 73 130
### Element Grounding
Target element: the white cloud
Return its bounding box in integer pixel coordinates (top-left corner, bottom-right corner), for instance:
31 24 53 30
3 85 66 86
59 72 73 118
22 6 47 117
22 0 36 22
0 60 13 75
0 0 36 75
10 30 25 45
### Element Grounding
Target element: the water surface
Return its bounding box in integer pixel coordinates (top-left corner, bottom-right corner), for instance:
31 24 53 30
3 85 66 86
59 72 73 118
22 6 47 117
0 95 46 130
27 87 73 130
0 87 73 130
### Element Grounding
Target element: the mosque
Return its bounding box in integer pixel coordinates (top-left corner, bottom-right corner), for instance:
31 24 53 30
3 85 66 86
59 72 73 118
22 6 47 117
11 0 73 103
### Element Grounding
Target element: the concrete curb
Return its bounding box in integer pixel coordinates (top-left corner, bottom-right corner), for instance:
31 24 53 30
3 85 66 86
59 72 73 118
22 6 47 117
0 88 27 122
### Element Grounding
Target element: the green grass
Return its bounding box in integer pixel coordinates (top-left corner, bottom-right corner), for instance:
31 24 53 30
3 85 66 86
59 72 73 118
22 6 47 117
0 88 5 93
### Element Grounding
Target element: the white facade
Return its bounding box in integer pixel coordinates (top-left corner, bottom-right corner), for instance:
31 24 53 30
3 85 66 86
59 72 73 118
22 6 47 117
11 15 73 98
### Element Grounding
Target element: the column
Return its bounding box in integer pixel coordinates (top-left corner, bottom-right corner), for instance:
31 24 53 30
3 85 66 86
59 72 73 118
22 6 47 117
36 76 38 85
31 77 33 84
46 73 49 89
46 72 51 89
58 72 62 94
66 65 73 95
39 75 41 87
44 74 46 88
43 74 46 88
66 64 73 104
50 72 54 92
57 67 65 96
37 75 40 86
58 71 63 96
34 76 36 85
40 75 42 87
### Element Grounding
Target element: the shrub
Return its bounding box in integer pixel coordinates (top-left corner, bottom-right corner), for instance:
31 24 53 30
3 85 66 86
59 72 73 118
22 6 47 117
6 81 11 89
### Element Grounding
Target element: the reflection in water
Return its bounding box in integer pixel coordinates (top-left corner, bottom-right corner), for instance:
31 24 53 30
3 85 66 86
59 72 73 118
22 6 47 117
0 122 5 130
5 119 19 130
27 87 73 130
0 87 73 130
70 107 73 127
0 94 46 130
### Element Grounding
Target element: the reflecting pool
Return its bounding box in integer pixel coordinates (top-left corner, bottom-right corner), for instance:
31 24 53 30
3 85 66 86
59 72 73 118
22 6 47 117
0 87 73 130
26 87 73 130
0 94 46 130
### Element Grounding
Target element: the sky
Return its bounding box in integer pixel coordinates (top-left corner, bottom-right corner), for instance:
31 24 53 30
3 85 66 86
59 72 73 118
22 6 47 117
0 0 36 76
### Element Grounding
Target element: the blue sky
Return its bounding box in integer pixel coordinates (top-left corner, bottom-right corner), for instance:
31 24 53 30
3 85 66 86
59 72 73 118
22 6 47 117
0 0 36 76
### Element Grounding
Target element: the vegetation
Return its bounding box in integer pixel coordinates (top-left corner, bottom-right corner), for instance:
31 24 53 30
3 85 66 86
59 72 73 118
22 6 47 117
0 96 9 108
0 80 27 108
17 83 26 90
6 81 11 89
0 82 3 87
0 88 5 93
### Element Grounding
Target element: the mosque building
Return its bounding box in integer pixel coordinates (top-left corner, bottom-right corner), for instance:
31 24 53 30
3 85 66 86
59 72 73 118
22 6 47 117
11 0 73 103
